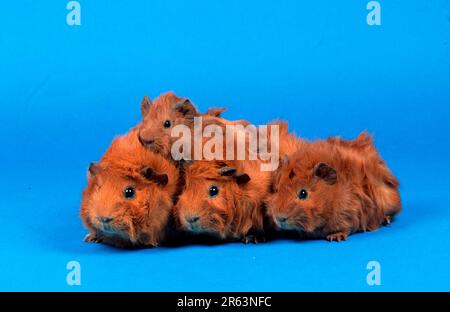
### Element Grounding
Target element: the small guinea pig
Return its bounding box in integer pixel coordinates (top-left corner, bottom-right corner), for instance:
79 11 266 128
80 127 179 248
266 132 401 242
174 159 271 243
138 92 249 158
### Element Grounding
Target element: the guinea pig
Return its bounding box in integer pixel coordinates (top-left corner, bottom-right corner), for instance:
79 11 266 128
266 132 401 242
80 127 179 248
138 92 249 159
174 159 271 243
326 132 401 225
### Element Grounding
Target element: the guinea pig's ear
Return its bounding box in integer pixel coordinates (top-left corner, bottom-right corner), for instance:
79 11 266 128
206 107 227 117
219 166 237 176
141 96 152 118
87 162 99 180
175 99 197 119
219 166 251 185
235 173 251 185
288 169 295 180
140 167 169 187
179 159 193 167
278 155 295 179
314 162 337 185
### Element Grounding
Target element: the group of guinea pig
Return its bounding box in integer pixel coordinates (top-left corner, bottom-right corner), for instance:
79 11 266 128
80 92 401 248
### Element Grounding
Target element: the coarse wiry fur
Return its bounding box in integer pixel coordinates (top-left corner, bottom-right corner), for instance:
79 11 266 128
266 120 304 159
80 127 179 248
266 132 401 242
138 92 249 159
174 159 271 242
326 133 401 219
165 117 300 170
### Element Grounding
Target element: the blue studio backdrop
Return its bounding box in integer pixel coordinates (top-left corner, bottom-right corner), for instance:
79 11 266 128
0 0 449 291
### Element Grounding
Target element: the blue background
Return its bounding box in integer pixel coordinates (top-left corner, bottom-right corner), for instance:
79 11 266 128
1 0 449 291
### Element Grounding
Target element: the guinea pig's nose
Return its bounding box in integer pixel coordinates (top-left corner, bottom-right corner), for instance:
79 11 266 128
186 216 200 224
138 135 155 146
97 216 113 224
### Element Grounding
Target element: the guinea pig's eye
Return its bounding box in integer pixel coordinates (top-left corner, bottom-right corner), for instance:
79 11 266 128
298 189 308 200
123 186 136 199
208 185 219 198
163 120 171 128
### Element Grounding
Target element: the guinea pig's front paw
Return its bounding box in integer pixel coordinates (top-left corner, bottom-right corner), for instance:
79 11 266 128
83 232 102 243
242 234 266 244
326 232 348 242
383 215 392 226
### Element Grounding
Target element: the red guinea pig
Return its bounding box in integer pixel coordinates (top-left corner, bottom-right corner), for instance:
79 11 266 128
172 119 302 243
138 92 249 159
80 127 179 248
174 159 271 243
266 132 401 242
